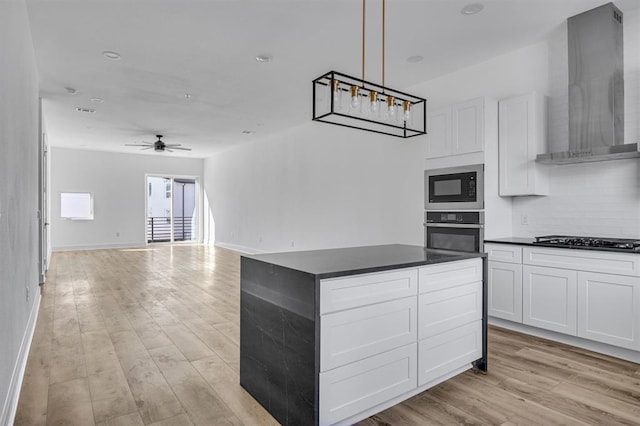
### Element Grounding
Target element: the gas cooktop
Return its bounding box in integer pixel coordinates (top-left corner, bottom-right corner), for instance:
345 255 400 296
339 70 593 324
534 235 640 252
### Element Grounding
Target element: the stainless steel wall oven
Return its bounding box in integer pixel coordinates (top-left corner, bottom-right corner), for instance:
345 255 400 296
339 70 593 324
424 211 484 253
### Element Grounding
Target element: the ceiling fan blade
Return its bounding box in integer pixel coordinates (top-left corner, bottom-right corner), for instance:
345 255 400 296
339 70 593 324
140 146 153 150
170 147 192 151
165 148 174 152
165 143 183 147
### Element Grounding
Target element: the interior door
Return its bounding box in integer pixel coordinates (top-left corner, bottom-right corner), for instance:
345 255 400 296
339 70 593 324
38 99 49 284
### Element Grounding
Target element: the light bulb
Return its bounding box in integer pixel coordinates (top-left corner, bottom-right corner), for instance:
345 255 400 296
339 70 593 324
387 96 397 120
403 100 412 123
369 91 379 115
332 80 342 111
350 86 360 111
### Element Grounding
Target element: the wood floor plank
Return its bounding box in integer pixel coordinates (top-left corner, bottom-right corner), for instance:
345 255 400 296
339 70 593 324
149 344 241 425
16 245 640 426
46 378 95 426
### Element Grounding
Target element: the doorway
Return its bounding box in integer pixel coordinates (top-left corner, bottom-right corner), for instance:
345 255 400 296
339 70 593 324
146 176 197 243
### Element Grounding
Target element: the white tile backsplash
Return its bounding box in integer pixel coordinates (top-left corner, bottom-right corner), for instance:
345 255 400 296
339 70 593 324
512 160 640 238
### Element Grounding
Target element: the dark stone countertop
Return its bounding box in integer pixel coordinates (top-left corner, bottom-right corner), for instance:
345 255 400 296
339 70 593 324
243 244 485 279
484 237 536 245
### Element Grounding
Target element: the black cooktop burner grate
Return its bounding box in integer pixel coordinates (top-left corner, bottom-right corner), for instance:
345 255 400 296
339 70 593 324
534 235 640 252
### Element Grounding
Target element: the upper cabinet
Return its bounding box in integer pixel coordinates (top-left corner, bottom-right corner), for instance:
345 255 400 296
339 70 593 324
498 92 549 196
426 97 485 159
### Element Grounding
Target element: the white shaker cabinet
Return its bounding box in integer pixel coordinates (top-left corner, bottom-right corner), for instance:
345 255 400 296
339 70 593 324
452 97 485 155
498 92 549 196
522 265 578 335
577 272 640 350
488 261 523 322
426 107 452 159
319 258 485 425
426 97 485 159
485 243 523 323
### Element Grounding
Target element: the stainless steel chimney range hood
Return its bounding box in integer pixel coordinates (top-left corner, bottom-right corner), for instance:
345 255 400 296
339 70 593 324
536 3 640 165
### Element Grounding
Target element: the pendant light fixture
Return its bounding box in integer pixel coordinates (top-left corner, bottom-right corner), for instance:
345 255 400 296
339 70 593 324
312 0 426 138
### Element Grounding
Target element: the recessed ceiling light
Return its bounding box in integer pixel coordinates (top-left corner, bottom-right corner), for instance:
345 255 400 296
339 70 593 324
184 93 192 100
255 55 272 63
461 3 484 15
90 97 104 103
65 87 77 95
102 50 121 60
75 107 96 113
407 55 424 63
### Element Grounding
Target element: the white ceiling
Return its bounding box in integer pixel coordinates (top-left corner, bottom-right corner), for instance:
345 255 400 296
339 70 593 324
26 0 634 158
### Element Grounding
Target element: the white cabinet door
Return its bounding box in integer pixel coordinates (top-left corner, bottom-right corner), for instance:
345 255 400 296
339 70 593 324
523 265 577 335
488 261 523 322
426 107 452 158
452 97 484 155
498 92 548 196
418 320 482 387
319 343 417 426
320 296 417 372
577 272 640 350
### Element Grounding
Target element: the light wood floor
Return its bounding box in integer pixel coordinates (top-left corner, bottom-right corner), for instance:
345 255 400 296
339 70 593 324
15 245 640 426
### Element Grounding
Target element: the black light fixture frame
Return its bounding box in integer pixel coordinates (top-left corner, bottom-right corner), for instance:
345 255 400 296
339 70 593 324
312 70 427 139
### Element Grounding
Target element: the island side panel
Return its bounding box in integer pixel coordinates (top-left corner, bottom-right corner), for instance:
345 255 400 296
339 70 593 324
240 257 318 425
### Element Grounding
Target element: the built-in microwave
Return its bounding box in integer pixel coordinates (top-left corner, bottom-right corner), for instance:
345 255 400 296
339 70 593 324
425 164 484 210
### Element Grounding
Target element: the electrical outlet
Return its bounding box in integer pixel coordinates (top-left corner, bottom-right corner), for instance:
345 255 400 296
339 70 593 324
521 213 529 225
116 231 120 237
25 286 29 302
290 240 295 247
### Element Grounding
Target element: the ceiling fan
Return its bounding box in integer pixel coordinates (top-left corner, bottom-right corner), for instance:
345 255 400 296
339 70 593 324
125 135 191 152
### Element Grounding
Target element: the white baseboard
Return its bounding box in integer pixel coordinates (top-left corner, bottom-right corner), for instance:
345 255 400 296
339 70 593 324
52 241 145 252
214 241 265 255
1 290 41 426
489 317 640 364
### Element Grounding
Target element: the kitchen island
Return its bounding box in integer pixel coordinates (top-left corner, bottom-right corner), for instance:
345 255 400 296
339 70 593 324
240 244 487 426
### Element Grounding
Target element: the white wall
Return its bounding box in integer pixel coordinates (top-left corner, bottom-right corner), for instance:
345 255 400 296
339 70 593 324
204 123 425 253
0 0 41 423
51 148 204 250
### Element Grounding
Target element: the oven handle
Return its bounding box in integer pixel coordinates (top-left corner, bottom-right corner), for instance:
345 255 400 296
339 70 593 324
424 223 484 229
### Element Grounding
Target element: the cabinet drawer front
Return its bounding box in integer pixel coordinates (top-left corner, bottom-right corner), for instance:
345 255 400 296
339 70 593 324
319 343 417 426
418 321 481 387
321 297 417 372
419 258 482 294
418 282 482 339
523 247 640 276
578 272 640 350
485 243 522 264
320 268 418 314
523 265 577 335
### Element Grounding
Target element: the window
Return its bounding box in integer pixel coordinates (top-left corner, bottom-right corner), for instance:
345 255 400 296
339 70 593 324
165 182 171 198
60 192 93 220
